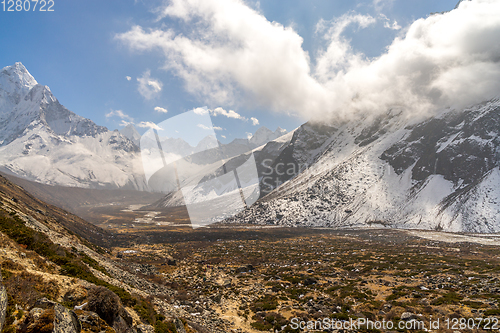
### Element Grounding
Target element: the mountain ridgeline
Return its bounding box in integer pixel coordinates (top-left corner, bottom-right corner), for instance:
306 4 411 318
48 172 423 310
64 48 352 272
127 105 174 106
1 62 500 232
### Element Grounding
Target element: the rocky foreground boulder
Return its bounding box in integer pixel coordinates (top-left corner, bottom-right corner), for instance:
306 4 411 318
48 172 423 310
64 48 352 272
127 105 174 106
1 270 7 331
19 294 144 333
53 304 80 333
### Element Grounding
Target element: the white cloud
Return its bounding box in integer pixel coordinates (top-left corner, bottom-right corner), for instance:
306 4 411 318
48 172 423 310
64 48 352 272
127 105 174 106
373 0 395 12
384 20 401 30
250 117 259 126
119 120 133 127
193 107 209 115
379 13 401 30
191 106 248 121
314 0 500 118
105 108 167 130
126 76 132 81
197 124 211 130
211 107 245 120
137 70 163 99
137 121 163 130
106 109 134 122
118 0 500 121
316 0 500 118
246 132 252 139
196 123 222 130
154 106 168 113
315 13 377 82
117 0 327 116
221 135 226 139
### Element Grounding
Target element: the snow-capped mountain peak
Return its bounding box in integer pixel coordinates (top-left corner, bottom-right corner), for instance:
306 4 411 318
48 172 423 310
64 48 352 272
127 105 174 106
0 63 145 190
0 63 109 146
0 62 38 93
0 62 38 116
120 123 141 146
249 126 288 147
194 135 219 153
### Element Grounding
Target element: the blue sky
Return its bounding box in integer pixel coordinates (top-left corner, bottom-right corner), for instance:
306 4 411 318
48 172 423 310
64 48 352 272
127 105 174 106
0 0 464 142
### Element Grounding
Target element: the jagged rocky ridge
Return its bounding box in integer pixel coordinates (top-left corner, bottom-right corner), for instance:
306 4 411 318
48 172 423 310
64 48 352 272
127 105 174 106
226 99 500 233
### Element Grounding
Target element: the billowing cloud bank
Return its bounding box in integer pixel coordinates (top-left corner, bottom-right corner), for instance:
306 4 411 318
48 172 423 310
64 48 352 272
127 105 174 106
117 0 500 121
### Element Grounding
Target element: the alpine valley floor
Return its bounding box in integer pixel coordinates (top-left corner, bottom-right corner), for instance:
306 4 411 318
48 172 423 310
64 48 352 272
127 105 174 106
103 225 500 332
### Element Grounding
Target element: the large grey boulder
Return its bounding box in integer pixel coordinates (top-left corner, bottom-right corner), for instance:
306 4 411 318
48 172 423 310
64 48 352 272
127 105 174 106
28 308 45 323
136 323 155 333
54 303 80 333
77 310 114 332
174 317 187 333
113 314 134 333
33 297 57 309
400 312 418 321
0 271 7 332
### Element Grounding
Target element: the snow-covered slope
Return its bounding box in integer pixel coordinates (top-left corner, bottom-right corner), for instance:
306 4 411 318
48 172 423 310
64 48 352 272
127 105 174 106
0 63 145 189
150 122 331 208
226 100 500 233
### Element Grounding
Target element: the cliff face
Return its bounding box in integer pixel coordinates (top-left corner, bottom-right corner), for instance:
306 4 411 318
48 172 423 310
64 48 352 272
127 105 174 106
226 99 500 232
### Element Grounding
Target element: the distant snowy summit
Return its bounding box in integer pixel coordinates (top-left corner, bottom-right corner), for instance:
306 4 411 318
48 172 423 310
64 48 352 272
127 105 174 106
120 124 141 147
120 121 287 158
0 62 38 113
249 126 287 148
